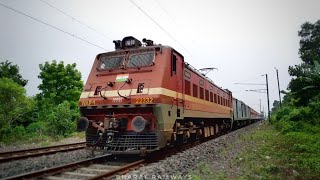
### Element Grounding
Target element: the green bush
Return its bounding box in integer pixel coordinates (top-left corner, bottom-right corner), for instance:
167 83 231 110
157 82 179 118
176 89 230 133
274 120 296 133
47 101 78 138
0 125 27 143
26 121 48 136
273 106 292 121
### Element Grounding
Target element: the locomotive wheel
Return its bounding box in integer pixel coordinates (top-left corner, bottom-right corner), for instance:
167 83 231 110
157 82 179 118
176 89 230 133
176 131 188 144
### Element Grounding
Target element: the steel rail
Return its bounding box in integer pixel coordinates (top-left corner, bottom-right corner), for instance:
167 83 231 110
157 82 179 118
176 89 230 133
0 142 86 163
89 159 145 179
3 154 112 180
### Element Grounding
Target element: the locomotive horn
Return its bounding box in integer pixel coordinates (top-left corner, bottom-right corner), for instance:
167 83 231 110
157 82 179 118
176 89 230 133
77 117 90 131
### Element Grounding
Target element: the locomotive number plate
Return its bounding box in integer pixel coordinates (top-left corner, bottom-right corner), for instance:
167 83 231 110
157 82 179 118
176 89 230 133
80 100 96 106
135 97 153 104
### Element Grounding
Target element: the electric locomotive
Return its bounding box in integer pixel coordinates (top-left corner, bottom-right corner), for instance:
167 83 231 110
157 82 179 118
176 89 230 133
77 36 260 155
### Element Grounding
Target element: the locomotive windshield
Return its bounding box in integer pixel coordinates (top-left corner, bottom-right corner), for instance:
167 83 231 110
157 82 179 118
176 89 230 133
98 55 125 70
127 52 154 68
97 51 154 70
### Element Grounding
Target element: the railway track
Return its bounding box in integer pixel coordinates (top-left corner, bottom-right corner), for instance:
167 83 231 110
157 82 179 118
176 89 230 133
0 142 86 163
2 122 260 179
4 154 144 180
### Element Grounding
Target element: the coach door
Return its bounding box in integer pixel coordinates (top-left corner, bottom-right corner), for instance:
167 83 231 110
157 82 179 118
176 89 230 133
172 50 184 119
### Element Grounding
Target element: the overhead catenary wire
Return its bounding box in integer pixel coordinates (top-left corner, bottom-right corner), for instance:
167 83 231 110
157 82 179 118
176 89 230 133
0 2 108 51
153 0 178 26
39 0 112 41
129 0 193 57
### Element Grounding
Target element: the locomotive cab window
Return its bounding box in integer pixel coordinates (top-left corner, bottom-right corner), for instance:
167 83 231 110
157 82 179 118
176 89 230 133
127 52 154 68
98 55 125 70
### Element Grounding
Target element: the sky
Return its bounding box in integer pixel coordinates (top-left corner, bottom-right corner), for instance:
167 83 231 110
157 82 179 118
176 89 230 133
1 0 320 113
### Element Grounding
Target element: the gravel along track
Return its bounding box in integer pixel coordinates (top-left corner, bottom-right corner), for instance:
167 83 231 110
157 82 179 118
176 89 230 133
123 122 262 179
0 149 104 178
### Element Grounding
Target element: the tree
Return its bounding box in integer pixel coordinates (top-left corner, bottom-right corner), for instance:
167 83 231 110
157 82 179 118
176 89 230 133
0 60 28 86
0 78 32 130
271 100 280 113
37 60 83 108
47 101 78 138
287 20 320 106
298 20 320 66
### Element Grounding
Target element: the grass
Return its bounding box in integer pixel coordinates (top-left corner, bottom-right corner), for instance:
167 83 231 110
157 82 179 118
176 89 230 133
189 122 320 179
0 130 85 147
189 162 226 180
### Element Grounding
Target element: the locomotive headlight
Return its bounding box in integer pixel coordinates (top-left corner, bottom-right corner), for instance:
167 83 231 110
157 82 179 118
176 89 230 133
77 117 89 131
125 39 135 46
131 116 146 133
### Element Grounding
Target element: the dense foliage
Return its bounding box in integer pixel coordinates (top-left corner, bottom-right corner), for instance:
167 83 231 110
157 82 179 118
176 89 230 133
271 20 320 177
0 60 83 144
287 20 320 106
0 60 28 86
0 78 33 130
37 60 83 108
47 101 79 138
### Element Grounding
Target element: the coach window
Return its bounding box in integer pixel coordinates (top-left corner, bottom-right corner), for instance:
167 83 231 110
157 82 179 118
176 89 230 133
200 87 204 99
171 54 177 76
193 84 198 97
214 94 217 103
185 80 191 95
210 92 213 102
205 90 209 101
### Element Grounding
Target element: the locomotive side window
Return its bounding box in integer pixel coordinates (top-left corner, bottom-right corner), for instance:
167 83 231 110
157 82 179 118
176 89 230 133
98 56 125 70
185 80 191 95
205 90 209 101
127 52 154 68
193 84 198 98
210 92 213 102
172 54 177 76
184 70 191 79
200 87 204 99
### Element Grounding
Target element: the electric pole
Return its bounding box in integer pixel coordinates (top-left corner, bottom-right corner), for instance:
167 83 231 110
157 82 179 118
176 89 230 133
274 67 282 107
262 74 271 122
